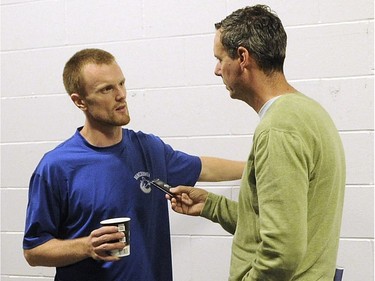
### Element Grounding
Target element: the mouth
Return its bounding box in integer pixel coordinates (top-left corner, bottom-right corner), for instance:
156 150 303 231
115 103 127 112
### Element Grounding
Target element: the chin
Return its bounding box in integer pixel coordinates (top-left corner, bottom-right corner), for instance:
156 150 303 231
226 87 235 98
122 118 131 126
114 116 130 127
229 91 237 99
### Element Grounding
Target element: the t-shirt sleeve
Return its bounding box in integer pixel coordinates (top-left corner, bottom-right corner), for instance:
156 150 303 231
23 168 61 250
162 142 202 187
139 132 202 187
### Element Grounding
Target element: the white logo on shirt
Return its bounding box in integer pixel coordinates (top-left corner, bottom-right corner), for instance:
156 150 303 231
134 171 151 194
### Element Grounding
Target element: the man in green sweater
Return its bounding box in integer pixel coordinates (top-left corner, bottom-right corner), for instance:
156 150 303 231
167 5 346 281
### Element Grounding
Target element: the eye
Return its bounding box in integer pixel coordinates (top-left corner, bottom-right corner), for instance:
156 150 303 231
214 55 222 63
100 85 113 94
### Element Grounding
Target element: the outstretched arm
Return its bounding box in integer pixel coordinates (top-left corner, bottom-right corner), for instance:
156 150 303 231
167 185 238 234
24 226 125 267
198 156 245 182
167 185 208 216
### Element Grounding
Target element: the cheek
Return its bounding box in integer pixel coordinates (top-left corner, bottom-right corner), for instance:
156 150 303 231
86 100 110 116
221 65 229 78
221 61 234 74
221 66 235 82
86 97 109 109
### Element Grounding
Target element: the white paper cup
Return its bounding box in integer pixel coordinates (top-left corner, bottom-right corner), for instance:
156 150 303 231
100 217 130 257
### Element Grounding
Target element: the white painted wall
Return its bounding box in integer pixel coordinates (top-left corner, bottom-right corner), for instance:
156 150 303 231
1 0 373 280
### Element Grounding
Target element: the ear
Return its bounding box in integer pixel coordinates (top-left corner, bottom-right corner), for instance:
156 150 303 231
70 93 87 111
237 46 251 70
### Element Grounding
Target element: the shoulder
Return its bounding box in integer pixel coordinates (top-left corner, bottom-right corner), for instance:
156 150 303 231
257 93 328 133
123 128 165 146
269 93 321 117
35 133 81 173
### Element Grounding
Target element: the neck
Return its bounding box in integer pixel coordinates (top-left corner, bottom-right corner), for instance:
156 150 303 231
244 71 297 113
80 123 123 147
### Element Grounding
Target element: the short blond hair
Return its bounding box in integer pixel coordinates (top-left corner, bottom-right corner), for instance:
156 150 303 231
63 48 115 96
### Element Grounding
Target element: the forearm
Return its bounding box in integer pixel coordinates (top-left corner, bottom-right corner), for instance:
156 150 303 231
199 156 245 182
24 237 90 267
201 192 238 234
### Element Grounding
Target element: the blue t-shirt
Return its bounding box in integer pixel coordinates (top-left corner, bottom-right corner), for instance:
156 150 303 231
23 128 201 281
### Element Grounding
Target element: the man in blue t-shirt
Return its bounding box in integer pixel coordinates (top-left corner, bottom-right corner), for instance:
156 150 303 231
23 48 244 281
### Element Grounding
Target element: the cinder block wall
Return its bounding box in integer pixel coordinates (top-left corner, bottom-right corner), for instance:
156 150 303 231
1 0 373 280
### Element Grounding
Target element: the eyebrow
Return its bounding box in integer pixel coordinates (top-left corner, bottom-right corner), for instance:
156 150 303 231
214 54 222 60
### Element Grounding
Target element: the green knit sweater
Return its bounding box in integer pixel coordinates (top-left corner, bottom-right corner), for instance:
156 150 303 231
201 93 346 281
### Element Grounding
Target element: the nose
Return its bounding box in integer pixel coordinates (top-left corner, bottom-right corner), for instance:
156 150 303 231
116 85 127 101
214 62 222 76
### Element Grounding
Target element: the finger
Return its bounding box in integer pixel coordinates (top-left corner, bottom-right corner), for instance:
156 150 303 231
96 241 125 252
170 202 182 213
94 250 121 262
94 241 125 259
181 193 194 205
165 194 170 200
91 226 118 237
170 185 191 194
96 255 121 262
92 232 125 247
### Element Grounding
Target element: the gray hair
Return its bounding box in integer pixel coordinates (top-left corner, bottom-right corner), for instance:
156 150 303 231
215 5 287 75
